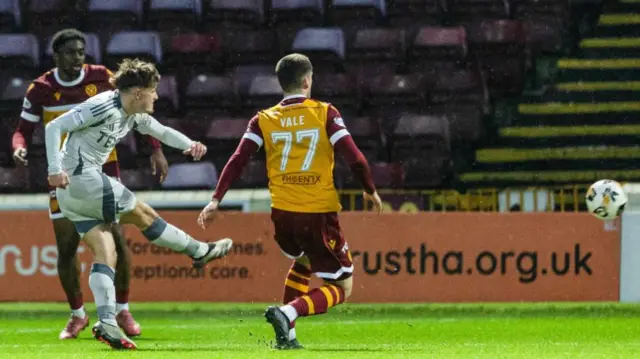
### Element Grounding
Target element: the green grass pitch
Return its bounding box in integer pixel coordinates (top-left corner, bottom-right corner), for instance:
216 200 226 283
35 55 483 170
2 302 640 358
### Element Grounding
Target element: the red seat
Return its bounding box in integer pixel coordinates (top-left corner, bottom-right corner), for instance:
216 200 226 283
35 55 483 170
26 0 80 39
0 0 21 33
166 33 223 73
203 0 264 31
85 0 143 44
147 0 203 35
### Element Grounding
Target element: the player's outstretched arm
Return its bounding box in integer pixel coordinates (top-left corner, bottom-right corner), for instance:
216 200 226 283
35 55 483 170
198 116 261 229
134 115 206 161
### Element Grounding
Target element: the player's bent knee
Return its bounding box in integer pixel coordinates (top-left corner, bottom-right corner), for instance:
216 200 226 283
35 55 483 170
327 276 353 299
120 201 159 230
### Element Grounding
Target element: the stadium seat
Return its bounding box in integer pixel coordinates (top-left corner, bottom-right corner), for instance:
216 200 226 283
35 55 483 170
522 19 566 55
242 74 282 109
365 72 426 112
224 30 279 67
407 26 467 72
391 112 450 160
147 0 203 35
270 0 325 50
203 0 264 31
205 117 250 167
444 104 484 144
104 31 163 70
0 73 30 108
342 115 383 158
162 162 219 189
423 68 488 110
85 0 144 42
26 0 79 39
387 0 441 26
447 0 510 25
119 169 154 190
466 20 527 95
292 27 346 72
348 28 404 63
311 72 359 113
402 155 450 187
391 113 452 188
44 33 102 69
230 64 273 95
166 33 223 73
159 115 209 142
0 34 39 71
185 73 237 111
0 0 21 33
329 0 387 31
370 162 404 188
238 159 268 187
0 166 28 192
156 75 180 114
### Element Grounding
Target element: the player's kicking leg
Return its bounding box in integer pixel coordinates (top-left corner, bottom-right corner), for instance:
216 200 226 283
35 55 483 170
112 224 141 337
119 200 233 267
84 223 137 350
53 216 89 340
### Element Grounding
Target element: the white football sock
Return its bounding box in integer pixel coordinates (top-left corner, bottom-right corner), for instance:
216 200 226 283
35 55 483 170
71 307 86 319
116 303 129 314
89 263 117 327
288 328 296 341
142 217 208 258
280 304 298 323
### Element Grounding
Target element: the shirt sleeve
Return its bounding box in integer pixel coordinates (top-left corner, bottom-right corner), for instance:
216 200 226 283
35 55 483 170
325 105 350 146
134 114 193 151
20 83 44 123
241 115 264 148
12 119 36 151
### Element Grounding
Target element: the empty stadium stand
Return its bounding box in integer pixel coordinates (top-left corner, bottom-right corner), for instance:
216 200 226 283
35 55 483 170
0 0 616 197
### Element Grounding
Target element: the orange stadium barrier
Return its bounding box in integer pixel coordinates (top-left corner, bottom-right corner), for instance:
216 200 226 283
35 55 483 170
0 211 620 302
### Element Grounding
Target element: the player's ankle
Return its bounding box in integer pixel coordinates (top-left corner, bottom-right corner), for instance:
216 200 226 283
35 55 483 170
279 304 298 323
71 306 86 319
116 303 130 314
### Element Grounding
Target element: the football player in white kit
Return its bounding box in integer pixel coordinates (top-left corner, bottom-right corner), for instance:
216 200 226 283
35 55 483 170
45 58 233 350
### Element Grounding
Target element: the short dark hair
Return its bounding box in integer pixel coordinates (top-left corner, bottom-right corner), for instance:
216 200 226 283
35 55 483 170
275 53 313 93
52 29 85 53
111 58 160 91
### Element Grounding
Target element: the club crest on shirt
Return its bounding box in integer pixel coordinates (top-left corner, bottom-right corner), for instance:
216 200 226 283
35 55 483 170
334 117 345 128
85 84 97 97
54 92 61 101
22 97 32 109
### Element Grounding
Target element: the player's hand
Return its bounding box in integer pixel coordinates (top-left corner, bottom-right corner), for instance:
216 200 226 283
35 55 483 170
364 191 382 214
48 172 70 189
183 142 207 161
198 199 219 229
13 147 28 166
150 149 169 183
